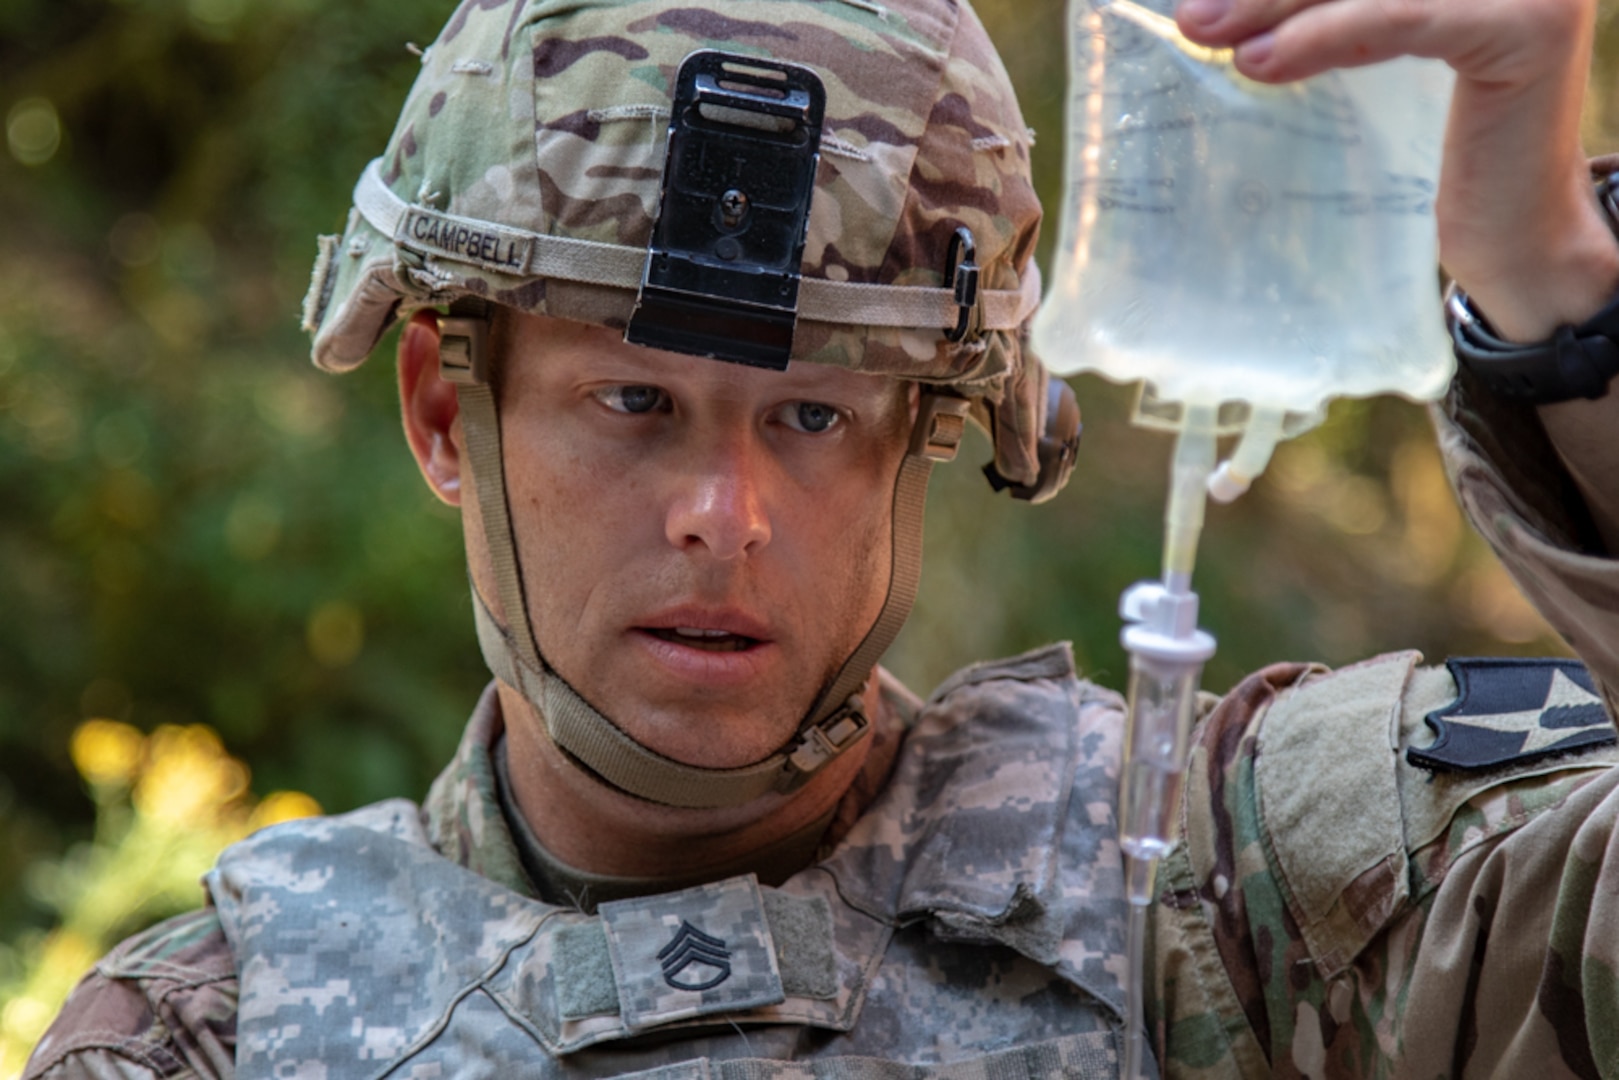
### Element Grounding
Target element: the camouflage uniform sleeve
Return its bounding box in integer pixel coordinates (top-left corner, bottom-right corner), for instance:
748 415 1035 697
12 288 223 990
1151 654 1619 1078
1437 366 1619 711
23 908 238 1080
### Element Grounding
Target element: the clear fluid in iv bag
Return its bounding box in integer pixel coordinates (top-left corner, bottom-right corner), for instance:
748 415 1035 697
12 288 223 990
1033 0 1456 417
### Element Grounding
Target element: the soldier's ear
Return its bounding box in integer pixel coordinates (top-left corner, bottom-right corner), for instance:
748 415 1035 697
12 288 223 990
398 310 463 507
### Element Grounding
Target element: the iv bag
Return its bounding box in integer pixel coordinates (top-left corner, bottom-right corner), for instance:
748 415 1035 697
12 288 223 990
1033 0 1456 432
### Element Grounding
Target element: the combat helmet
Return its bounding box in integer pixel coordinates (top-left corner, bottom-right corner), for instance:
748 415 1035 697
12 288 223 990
302 0 1081 809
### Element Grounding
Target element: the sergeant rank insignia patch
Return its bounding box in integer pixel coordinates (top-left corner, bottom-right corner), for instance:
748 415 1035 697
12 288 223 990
1407 657 1615 773
658 921 732 991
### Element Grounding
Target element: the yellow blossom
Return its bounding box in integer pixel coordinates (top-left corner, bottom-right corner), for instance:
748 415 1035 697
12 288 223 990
69 719 143 788
248 790 322 831
131 724 249 826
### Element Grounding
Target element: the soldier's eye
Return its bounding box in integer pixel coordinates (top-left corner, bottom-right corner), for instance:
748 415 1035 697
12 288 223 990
783 402 841 434
596 386 669 415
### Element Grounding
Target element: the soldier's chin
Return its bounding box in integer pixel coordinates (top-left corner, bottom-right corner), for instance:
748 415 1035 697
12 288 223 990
604 697 809 774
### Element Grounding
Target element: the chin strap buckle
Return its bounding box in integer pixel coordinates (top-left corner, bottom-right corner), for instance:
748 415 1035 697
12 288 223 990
780 698 871 789
910 392 971 462
437 300 491 385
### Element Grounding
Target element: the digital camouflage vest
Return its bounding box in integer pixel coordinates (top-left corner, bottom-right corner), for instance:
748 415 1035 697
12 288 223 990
203 646 1145 1079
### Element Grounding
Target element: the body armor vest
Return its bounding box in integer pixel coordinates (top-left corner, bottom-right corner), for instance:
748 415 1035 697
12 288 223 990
205 646 1140 1078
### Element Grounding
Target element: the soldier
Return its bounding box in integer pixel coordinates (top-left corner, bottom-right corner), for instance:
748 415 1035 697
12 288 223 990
21 0 1619 1078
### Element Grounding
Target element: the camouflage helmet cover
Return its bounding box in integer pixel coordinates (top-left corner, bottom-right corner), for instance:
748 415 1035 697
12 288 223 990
302 0 1061 493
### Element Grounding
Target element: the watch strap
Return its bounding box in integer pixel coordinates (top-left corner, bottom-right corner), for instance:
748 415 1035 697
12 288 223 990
1448 174 1619 405
1449 286 1619 404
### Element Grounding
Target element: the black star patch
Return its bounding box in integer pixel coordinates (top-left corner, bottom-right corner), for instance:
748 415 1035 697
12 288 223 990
1407 657 1615 773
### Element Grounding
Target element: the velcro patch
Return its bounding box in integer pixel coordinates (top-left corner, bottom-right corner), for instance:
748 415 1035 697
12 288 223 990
598 874 785 1031
1407 657 1615 773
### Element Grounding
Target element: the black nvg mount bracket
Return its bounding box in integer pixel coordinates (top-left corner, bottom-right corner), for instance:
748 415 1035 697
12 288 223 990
625 51 827 371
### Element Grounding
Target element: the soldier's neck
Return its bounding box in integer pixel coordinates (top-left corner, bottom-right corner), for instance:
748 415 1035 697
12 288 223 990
492 734 834 910
495 681 872 883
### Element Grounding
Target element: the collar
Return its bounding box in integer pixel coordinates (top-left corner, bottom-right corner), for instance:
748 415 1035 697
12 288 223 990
419 678 916 907
492 733 836 912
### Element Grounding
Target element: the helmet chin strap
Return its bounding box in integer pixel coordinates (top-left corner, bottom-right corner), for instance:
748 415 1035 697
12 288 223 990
437 302 969 810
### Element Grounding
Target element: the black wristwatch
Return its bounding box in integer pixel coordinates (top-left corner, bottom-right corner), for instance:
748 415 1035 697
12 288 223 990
1447 173 1619 405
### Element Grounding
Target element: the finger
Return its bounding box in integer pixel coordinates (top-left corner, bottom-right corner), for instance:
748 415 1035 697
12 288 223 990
1175 0 1321 46
1231 0 1424 84
1225 0 1588 86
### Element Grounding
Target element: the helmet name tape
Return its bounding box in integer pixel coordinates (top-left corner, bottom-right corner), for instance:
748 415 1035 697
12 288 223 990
626 51 827 371
403 209 530 274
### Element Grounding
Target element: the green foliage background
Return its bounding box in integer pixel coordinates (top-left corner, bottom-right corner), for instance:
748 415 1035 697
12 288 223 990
2 0 1618 1028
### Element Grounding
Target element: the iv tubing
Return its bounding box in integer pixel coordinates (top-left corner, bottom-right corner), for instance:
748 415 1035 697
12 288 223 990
1163 404 1218 581
1124 903 1149 1080
1122 405 1222 1079
1208 406 1286 503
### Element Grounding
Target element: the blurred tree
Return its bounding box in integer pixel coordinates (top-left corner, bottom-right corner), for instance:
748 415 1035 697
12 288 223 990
0 0 487 957
0 0 1614 1054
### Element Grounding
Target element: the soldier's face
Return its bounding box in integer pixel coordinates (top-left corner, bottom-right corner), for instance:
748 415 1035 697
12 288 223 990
475 313 914 769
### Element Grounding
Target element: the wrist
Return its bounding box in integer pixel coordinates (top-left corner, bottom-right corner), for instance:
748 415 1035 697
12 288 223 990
1447 173 1619 405
1448 170 1619 342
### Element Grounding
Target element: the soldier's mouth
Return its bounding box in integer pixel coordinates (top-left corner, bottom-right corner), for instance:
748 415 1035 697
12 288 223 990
645 627 761 653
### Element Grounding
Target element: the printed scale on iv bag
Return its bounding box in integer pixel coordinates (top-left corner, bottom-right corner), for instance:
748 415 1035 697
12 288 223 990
1029 1 1455 1075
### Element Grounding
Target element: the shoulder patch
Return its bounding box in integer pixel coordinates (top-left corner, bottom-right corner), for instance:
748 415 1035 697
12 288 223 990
1407 657 1615 773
